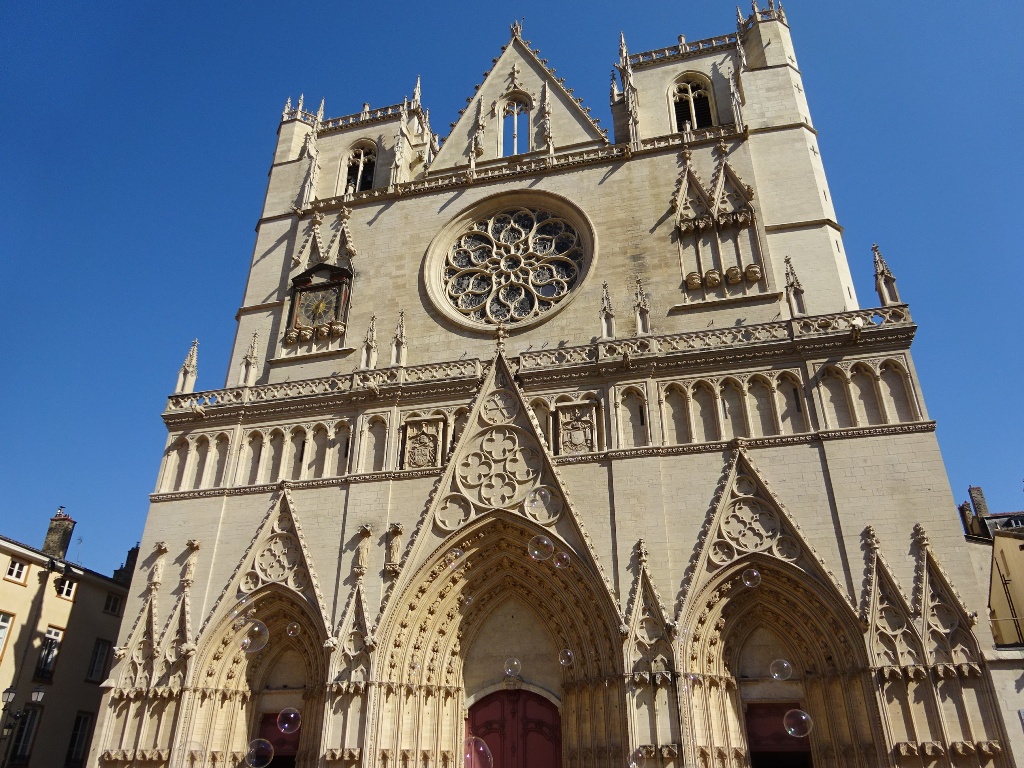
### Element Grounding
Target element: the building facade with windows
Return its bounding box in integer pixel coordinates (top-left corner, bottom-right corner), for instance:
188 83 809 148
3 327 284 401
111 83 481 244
0 511 132 767
91 7 1024 768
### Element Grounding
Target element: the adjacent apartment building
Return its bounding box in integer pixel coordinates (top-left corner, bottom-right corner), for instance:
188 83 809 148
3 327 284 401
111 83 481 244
0 510 134 766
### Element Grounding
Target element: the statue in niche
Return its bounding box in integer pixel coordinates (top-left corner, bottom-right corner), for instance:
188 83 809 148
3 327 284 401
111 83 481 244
354 524 373 577
385 523 404 574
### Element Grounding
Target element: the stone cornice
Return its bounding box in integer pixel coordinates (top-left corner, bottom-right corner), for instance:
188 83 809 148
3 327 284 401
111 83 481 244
149 467 444 503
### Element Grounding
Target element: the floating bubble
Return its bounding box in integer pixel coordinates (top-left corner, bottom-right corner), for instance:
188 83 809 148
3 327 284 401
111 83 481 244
628 747 647 768
449 547 465 566
527 487 552 508
528 535 554 561
559 649 574 666
285 622 300 637
277 707 301 734
553 551 571 569
504 657 522 677
741 568 761 588
783 709 813 738
464 736 493 768
240 621 269 653
462 594 474 606
770 658 793 681
230 597 250 620
245 739 274 768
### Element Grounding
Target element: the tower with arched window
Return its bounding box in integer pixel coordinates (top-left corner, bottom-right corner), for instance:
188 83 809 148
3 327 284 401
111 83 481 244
91 8 1022 768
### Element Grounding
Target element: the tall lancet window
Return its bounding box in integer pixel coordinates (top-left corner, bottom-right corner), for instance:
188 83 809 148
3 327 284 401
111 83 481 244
673 76 714 131
501 97 530 157
345 143 377 194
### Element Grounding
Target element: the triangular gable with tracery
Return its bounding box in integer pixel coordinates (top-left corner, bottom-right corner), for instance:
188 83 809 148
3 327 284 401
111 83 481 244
861 526 925 670
109 541 169 692
196 486 331 639
332 581 373 690
149 540 202 694
376 351 619 628
676 447 855 622
709 158 755 227
429 22 607 173
625 539 676 682
911 525 980 669
671 148 714 235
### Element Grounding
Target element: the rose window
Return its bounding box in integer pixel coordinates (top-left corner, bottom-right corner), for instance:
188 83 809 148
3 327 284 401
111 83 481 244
443 207 586 325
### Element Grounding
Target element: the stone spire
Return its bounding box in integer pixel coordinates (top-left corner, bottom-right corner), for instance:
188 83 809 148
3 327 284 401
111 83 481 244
600 282 616 339
360 315 378 369
872 243 901 306
784 257 805 318
634 276 651 336
392 311 408 366
174 339 199 394
239 330 260 386
413 75 422 105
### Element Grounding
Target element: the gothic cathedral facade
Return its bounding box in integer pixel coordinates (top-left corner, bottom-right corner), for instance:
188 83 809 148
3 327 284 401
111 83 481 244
91 8 1023 768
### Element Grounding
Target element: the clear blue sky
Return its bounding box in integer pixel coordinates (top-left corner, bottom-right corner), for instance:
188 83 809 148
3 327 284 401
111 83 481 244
1 1 1020 576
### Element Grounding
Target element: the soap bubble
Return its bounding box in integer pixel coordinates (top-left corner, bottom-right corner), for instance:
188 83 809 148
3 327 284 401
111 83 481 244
783 709 813 738
527 535 554 561
285 622 300 637
741 568 761 588
230 597 250 620
244 739 274 768
553 551 571 569
527 487 552 508
628 748 647 767
464 736 493 768
449 547 465 566
770 658 793 681
277 707 301 734
559 649 574 666
462 594 474 606
240 621 269 653
504 657 522 677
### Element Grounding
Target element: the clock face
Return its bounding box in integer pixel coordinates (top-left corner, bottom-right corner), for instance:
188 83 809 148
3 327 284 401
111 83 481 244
295 287 338 327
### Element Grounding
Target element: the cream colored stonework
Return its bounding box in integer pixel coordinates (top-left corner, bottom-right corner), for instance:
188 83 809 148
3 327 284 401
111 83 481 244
91 7 1023 768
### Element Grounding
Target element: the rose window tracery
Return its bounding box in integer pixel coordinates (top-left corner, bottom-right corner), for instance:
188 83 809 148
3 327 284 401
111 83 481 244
443 207 586 326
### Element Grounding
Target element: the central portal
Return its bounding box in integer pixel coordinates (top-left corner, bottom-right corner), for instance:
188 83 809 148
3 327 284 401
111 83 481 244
467 690 561 768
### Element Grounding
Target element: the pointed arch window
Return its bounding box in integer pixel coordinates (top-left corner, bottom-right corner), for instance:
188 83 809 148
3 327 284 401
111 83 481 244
673 76 714 131
345 143 377 194
501 97 531 157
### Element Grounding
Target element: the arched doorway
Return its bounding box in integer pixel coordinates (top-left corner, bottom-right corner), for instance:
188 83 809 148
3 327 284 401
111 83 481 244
468 690 561 768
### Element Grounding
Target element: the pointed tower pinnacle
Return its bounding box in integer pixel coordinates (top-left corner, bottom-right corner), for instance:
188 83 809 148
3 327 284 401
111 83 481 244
316 98 325 124
297 93 304 112
619 32 629 64
610 71 621 104
239 331 260 386
175 339 199 394
413 76 422 104
600 282 616 339
510 19 523 39
282 96 292 120
872 243 902 306
784 257 806 318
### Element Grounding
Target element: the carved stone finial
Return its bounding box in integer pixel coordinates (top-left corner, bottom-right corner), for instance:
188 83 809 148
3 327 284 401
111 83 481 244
872 243 901 306
636 539 649 566
394 311 406 345
495 323 507 355
510 19 523 38
364 315 377 348
316 98 324 123
282 96 292 120
784 256 806 318
912 523 930 549
413 75 422 104
619 31 629 63
863 526 880 552
600 282 615 318
634 277 650 312
297 93 304 112
175 340 199 394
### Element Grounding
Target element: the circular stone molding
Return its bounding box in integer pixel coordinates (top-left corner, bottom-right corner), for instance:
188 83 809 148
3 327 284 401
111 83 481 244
423 192 598 333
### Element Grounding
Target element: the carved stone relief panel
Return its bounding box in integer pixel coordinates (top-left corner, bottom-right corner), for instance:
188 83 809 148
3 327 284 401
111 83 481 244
555 401 598 455
403 417 444 469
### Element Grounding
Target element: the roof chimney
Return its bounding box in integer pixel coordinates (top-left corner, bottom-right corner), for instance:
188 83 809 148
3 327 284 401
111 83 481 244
42 507 76 560
968 486 990 519
113 543 140 586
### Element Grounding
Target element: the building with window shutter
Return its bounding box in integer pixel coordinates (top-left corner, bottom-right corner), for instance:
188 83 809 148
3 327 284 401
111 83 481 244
89 7 1024 768
0 510 132 767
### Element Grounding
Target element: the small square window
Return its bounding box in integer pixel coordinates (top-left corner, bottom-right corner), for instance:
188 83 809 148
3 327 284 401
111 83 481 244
6 560 27 583
55 578 76 600
103 593 122 615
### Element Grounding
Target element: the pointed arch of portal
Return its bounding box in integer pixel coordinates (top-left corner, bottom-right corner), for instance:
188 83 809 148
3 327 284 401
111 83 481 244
675 448 885 768
368 511 627 768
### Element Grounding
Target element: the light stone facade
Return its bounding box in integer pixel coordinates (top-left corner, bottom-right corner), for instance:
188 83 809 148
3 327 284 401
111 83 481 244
90 7 1024 768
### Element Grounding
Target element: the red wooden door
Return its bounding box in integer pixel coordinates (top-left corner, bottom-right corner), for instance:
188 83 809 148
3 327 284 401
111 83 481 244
468 690 561 768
